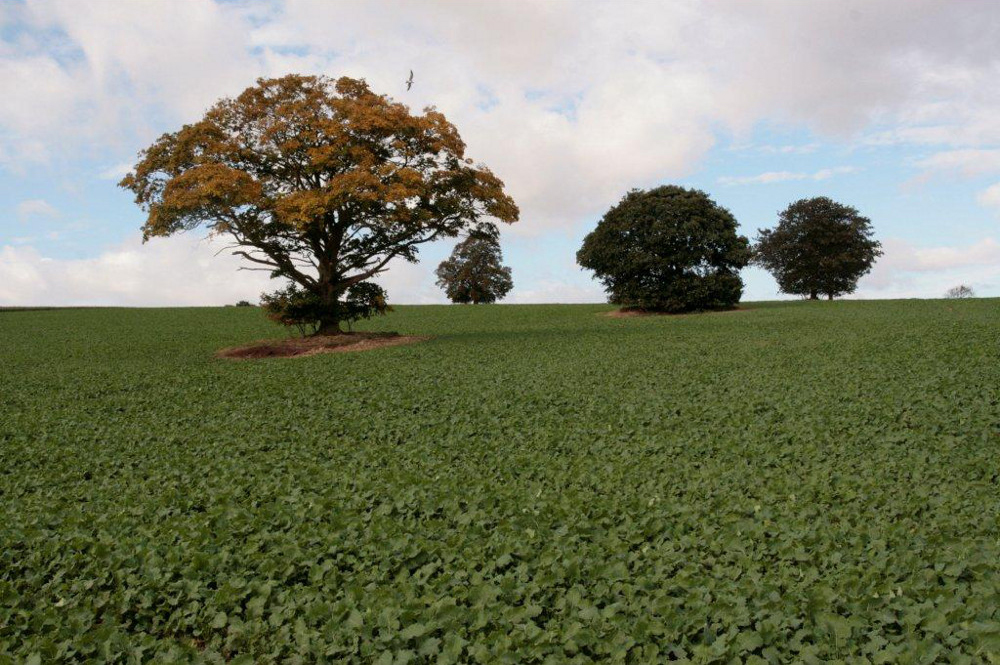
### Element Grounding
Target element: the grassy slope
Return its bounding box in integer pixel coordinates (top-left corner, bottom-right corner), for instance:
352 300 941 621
1 300 999 662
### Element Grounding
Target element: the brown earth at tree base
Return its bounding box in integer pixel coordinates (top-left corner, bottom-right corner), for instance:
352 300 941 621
217 332 430 359
602 307 750 318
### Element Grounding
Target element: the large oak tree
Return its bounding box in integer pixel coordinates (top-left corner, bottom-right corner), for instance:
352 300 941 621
753 197 881 300
577 185 750 313
121 75 518 333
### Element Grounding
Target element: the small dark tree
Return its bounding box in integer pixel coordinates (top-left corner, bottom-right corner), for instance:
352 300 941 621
576 185 750 313
234 300 254 307
261 281 390 337
753 197 882 300
946 285 974 299
435 229 513 303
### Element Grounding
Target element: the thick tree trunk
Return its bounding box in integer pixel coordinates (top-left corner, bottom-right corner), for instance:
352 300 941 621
314 274 345 336
809 290 818 300
315 318 343 336
827 293 834 301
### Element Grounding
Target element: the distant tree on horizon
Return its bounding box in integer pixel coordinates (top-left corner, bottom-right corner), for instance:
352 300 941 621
753 197 882 300
120 74 518 335
435 231 513 304
577 185 750 313
946 284 975 299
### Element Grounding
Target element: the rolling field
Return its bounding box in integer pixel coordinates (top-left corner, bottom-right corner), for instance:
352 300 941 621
2 300 1000 663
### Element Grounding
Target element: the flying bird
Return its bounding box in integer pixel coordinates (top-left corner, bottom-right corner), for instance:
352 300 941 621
406 70 414 91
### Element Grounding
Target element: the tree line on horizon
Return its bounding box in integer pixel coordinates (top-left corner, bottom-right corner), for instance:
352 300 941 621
121 74 887 335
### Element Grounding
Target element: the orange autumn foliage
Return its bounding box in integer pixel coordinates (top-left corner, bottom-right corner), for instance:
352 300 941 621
121 74 518 333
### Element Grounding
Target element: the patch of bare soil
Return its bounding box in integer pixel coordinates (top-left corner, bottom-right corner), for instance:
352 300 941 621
216 332 430 359
602 307 750 318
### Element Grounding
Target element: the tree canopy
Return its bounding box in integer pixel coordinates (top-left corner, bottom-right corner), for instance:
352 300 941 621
753 197 881 300
946 285 975 299
435 232 514 304
121 74 518 333
577 185 750 313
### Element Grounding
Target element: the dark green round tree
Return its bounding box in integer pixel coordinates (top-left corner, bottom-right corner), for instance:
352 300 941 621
577 185 750 313
435 234 514 304
753 197 882 300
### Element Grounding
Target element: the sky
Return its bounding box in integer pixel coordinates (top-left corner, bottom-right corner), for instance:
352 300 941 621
2 0 1000 306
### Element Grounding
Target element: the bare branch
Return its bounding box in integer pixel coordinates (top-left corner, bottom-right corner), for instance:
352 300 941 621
232 251 279 269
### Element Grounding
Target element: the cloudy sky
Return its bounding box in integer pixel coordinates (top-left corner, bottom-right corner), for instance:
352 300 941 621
2 0 1000 306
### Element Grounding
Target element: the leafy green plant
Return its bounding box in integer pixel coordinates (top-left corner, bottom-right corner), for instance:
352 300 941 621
1 299 998 662
260 282 390 336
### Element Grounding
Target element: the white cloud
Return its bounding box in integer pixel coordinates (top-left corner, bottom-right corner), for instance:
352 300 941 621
758 143 822 155
3 1 1000 303
977 183 1000 212
812 167 860 180
0 233 604 306
15 198 58 219
914 149 1000 178
720 171 803 186
912 152 1000 212
895 238 1000 272
0 0 261 164
3 229 997 307
858 237 1000 297
719 166 859 186
3 0 1000 231
97 162 133 180
0 235 272 306
0 234 460 306
371 257 445 305
507 278 604 305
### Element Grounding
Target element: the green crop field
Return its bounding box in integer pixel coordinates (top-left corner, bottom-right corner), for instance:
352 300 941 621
2 300 999 663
